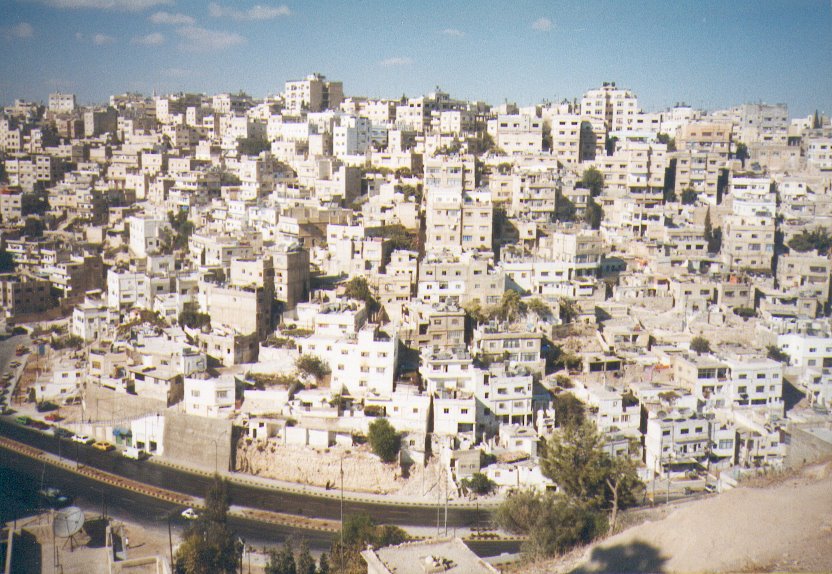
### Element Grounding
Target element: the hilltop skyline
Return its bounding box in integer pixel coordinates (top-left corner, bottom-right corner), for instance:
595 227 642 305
0 1 830 116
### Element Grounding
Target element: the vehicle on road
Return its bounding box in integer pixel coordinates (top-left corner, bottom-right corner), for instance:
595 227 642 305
36 401 59 413
38 487 73 508
122 446 147 460
92 441 115 452
9 361 20 368
53 427 73 439
28 420 50 430
181 508 199 520
72 434 94 445
704 483 717 493
16 415 30 424
15 345 27 356
45 412 63 422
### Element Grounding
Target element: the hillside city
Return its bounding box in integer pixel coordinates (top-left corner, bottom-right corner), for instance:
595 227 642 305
1 76 832 573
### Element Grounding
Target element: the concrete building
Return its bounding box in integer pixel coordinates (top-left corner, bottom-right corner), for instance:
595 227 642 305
297 323 398 397
722 214 775 272
184 374 236 418
284 73 344 114
48 92 77 114
0 273 53 318
486 114 544 155
581 82 639 132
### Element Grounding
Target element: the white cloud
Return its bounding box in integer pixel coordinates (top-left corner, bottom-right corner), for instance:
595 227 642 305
208 2 291 21
531 17 553 32
176 26 245 52
92 33 115 45
380 57 412 68
2 22 34 40
132 32 164 45
441 28 464 37
149 11 195 25
31 0 172 11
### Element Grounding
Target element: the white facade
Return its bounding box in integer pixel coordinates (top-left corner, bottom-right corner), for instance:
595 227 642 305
184 375 236 418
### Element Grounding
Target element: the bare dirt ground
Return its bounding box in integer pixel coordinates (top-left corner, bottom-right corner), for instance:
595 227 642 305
235 439 454 499
517 460 832 574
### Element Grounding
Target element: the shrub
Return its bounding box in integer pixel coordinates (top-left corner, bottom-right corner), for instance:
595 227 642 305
461 472 495 495
368 418 400 463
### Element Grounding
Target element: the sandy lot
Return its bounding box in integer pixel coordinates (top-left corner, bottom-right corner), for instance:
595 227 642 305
521 461 832 573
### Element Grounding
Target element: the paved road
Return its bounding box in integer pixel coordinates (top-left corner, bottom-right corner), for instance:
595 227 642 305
0 418 490 529
0 444 520 558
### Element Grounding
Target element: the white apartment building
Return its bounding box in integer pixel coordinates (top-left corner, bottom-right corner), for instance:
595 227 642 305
644 409 710 477
581 82 639 132
424 155 479 192
806 137 832 171
486 114 543 155
722 214 775 272
184 375 236 418
283 73 344 114
297 324 398 397
48 92 77 114
333 115 371 157
128 215 168 258
71 295 118 342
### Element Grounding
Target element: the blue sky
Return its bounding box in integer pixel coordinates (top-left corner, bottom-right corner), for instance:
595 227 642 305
0 0 830 117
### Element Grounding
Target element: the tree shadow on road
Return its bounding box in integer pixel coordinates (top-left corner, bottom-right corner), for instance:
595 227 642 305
570 539 667 573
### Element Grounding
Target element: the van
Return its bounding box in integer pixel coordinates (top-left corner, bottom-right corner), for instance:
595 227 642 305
123 446 147 460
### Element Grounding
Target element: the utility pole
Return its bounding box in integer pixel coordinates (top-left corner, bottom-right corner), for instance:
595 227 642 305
167 515 174 571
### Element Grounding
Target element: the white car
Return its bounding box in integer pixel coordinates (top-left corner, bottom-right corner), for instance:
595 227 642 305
181 508 199 520
72 434 94 445
122 446 147 460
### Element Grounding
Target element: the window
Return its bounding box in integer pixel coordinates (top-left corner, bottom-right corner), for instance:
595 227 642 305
680 428 689 435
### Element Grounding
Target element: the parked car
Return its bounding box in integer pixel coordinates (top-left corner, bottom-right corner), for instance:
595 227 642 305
15 415 30 425
28 420 50 430
36 401 59 413
53 427 73 439
45 412 63 422
92 441 115 452
704 483 717 493
181 508 199 520
72 434 95 445
122 446 147 460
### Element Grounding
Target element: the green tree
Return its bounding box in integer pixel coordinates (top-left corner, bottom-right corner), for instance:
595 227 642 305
296 540 316 574
332 514 408 573
551 393 585 429
559 298 580 323
788 227 832 255
680 188 698 205
495 289 526 323
175 475 242 574
584 197 603 230
318 553 330 574
462 298 488 324
734 142 749 164
460 472 495 495
179 304 211 330
554 190 577 222
656 132 676 152
496 490 607 559
540 422 643 525
0 248 15 273
295 354 331 382
343 276 380 314
767 345 790 364
704 208 722 253
368 418 401 463
526 298 551 318
167 210 195 251
23 216 44 238
265 540 296 574
238 137 270 156
579 167 605 197
690 336 711 354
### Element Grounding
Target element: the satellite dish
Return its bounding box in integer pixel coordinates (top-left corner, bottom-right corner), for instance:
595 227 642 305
53 507 85 538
